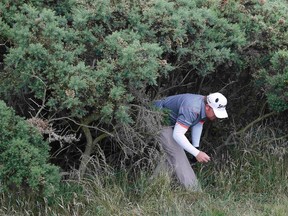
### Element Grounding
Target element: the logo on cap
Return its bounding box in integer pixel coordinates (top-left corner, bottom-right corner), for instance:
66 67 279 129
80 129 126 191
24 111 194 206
218 104 226 108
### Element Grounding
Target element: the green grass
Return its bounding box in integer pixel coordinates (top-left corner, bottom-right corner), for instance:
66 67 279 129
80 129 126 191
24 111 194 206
1 126 287 215
1 168 287 216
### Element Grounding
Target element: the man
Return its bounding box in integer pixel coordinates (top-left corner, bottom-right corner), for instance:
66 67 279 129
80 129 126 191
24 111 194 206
153 92 228 190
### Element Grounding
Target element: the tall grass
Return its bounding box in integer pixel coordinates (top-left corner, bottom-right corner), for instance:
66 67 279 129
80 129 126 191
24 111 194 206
1 125 287 215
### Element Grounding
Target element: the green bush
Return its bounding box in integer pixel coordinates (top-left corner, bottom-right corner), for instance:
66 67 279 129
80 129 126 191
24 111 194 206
0 2 171 121
0 0 287 179
220 0 288 112
255 50 288 112
0 100 60 196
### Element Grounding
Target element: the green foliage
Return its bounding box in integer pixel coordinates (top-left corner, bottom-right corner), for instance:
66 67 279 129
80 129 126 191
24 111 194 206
136 0 246 76
0 0 287 120
0 0 288 191
0 2 170 123
218 0 288 112
0 0 43 24
0 100 60 196
255 50 288 112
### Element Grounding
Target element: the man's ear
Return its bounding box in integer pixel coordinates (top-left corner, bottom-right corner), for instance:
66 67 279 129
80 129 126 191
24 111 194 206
205 104 210 111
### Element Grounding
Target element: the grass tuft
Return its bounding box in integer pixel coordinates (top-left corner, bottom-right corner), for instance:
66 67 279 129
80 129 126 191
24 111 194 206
1 125 287 215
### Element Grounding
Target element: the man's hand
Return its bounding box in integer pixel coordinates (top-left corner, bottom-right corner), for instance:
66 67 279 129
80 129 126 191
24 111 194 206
196 151 210 163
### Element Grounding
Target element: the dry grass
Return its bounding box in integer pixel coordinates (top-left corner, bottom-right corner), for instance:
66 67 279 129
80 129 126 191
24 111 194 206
1 125 287 215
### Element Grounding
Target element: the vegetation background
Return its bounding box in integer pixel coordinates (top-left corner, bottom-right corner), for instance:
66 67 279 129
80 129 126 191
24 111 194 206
0 0 287 215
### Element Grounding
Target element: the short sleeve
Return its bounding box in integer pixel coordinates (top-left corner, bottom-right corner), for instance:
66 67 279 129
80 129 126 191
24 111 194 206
176 106 199 128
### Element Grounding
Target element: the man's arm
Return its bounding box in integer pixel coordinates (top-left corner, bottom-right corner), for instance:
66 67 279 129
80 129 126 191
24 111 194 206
191 122 204 148
173 123 210 163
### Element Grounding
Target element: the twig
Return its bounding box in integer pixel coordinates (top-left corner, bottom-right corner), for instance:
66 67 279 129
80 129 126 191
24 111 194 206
20 72 47 118
237 111 277 134
218 80 237 92
240 40 258 51
159 66 197 94
48 116 114 137
216 111 277 154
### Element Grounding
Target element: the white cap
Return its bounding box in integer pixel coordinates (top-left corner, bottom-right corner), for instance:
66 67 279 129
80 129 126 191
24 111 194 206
207 92 228 118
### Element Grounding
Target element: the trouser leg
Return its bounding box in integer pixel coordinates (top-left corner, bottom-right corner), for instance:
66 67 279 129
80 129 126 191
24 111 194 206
157 126 200 190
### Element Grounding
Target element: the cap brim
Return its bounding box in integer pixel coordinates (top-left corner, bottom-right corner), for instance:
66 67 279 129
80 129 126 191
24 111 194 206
213 108 228 118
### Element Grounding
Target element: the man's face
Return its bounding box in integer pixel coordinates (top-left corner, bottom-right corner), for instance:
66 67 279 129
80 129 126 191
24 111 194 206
205 104 217 121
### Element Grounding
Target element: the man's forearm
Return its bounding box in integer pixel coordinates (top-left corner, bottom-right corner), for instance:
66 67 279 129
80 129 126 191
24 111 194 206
173 123 200 157
191 122 203 148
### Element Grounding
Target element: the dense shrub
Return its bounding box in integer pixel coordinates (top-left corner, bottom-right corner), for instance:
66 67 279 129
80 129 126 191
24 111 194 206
0 0 287 178
0 100 60 196
255 50 288 112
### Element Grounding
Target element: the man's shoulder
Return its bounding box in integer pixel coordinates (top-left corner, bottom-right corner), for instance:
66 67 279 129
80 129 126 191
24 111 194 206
181 94 204 102
181 94 205 113
163 93 204 108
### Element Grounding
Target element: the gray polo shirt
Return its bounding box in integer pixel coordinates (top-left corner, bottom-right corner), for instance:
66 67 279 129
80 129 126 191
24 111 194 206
154 94 206 127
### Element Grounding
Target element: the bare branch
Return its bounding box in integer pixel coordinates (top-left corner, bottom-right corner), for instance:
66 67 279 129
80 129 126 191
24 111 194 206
216 111 278 154
48 116 114 137
27 117 81 147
